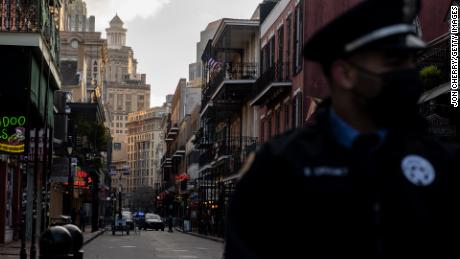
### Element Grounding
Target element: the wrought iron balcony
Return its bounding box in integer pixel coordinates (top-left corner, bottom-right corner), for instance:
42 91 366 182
199 148 214 167
251 63 292 106
0 0 61 63
166 123 179 140
202 62 258 109
198 136 259 172
160 154 172 168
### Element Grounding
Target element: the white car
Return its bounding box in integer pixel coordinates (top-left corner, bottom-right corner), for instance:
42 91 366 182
122 211 134 230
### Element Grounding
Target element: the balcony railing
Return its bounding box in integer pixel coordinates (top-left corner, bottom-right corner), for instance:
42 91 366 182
202 62 258 108
199 148 214 167
0 0 61 62
198 136 259 173
253 63 290 96
251 63 292 106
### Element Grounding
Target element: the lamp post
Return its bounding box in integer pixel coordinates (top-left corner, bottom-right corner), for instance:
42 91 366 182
67 144 73 215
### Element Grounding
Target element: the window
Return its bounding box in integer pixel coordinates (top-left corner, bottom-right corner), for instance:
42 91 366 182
260 48 265 74
117 94 123 111
278 26 284 79
275 109 281 136
292 97 297 129
284 102 290 131
260 119 265 143
294 2 303 73
267 115 272 139
126 94 132 113
293 92 303 128
138 102 144 111
286 15 292 76
269 36 275 69
114 143 122 150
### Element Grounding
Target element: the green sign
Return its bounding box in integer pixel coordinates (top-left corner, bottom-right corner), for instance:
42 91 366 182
0 116 26 154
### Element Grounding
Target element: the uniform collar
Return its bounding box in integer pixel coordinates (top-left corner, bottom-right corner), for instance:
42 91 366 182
329 108 387 149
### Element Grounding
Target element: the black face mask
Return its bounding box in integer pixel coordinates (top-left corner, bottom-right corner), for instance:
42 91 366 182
348 63 422 129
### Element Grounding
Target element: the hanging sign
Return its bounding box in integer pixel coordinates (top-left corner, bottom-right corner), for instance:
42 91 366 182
0 115 26 154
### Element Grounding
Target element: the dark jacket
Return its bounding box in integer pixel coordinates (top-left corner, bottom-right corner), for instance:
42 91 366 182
224 101 459 258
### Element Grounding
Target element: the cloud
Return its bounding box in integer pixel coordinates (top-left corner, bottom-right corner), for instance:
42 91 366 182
83 0 261 107
85 0 171 31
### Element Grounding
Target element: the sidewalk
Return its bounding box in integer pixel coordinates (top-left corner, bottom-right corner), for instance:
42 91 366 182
0 229 105 259
175 227 224 243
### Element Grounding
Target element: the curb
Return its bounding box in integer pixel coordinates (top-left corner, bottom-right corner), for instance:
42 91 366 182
83 229 106 246
175 228 224 243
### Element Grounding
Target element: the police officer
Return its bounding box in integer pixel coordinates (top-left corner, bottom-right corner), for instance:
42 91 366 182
224 0 459 258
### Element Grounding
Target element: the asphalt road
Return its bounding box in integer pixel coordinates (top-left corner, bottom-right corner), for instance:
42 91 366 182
84 229 224 259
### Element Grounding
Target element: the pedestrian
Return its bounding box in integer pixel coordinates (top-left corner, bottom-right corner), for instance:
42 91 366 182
70 207 76 225
168 214 173 233
224 0 459 258
79 207 86 232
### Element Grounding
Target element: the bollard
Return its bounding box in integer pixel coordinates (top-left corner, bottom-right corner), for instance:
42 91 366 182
39 226 73 259
63 224 84 259
39 225 85 259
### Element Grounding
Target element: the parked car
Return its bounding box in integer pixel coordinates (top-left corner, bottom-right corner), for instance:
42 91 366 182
122 211 134 230
143 213 165 231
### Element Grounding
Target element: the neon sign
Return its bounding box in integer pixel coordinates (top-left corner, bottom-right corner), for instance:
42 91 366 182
0 116 26 154
175 173 189 182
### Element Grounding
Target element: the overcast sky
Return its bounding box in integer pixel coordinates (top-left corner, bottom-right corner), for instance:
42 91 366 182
85 0 261 107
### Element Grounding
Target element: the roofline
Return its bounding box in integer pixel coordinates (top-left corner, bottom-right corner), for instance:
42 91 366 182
212 19 260 48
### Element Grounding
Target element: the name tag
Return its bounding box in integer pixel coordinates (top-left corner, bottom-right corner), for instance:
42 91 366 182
304 166 349 177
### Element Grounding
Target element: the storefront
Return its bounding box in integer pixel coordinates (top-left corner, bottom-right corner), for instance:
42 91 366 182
0 45 59 243
0 157 21 243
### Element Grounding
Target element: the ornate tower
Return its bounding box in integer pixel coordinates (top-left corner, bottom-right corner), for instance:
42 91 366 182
106 14 127 49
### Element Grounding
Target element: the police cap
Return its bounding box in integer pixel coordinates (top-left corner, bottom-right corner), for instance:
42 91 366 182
303 0 426 64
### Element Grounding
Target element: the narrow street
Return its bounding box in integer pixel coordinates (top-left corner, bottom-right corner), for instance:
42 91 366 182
84 230 223 259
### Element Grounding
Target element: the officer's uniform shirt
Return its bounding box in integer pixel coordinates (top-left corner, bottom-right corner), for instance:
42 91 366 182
329 109 387 150
224 101 459 259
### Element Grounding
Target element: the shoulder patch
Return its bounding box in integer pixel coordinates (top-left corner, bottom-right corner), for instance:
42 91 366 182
401 155 436 186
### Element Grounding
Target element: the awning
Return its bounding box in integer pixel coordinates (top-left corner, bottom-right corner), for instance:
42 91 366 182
418 82 450 104
199 164 212 173
221 174 241 183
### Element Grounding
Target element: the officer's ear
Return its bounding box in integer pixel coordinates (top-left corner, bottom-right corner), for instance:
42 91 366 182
330 60 355 91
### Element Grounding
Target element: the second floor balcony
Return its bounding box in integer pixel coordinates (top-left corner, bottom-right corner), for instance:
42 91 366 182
198 136 259 173
165 123 179 140
0 0 61 63
201 62 258 117
160 154 172 169
251 63 292 106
